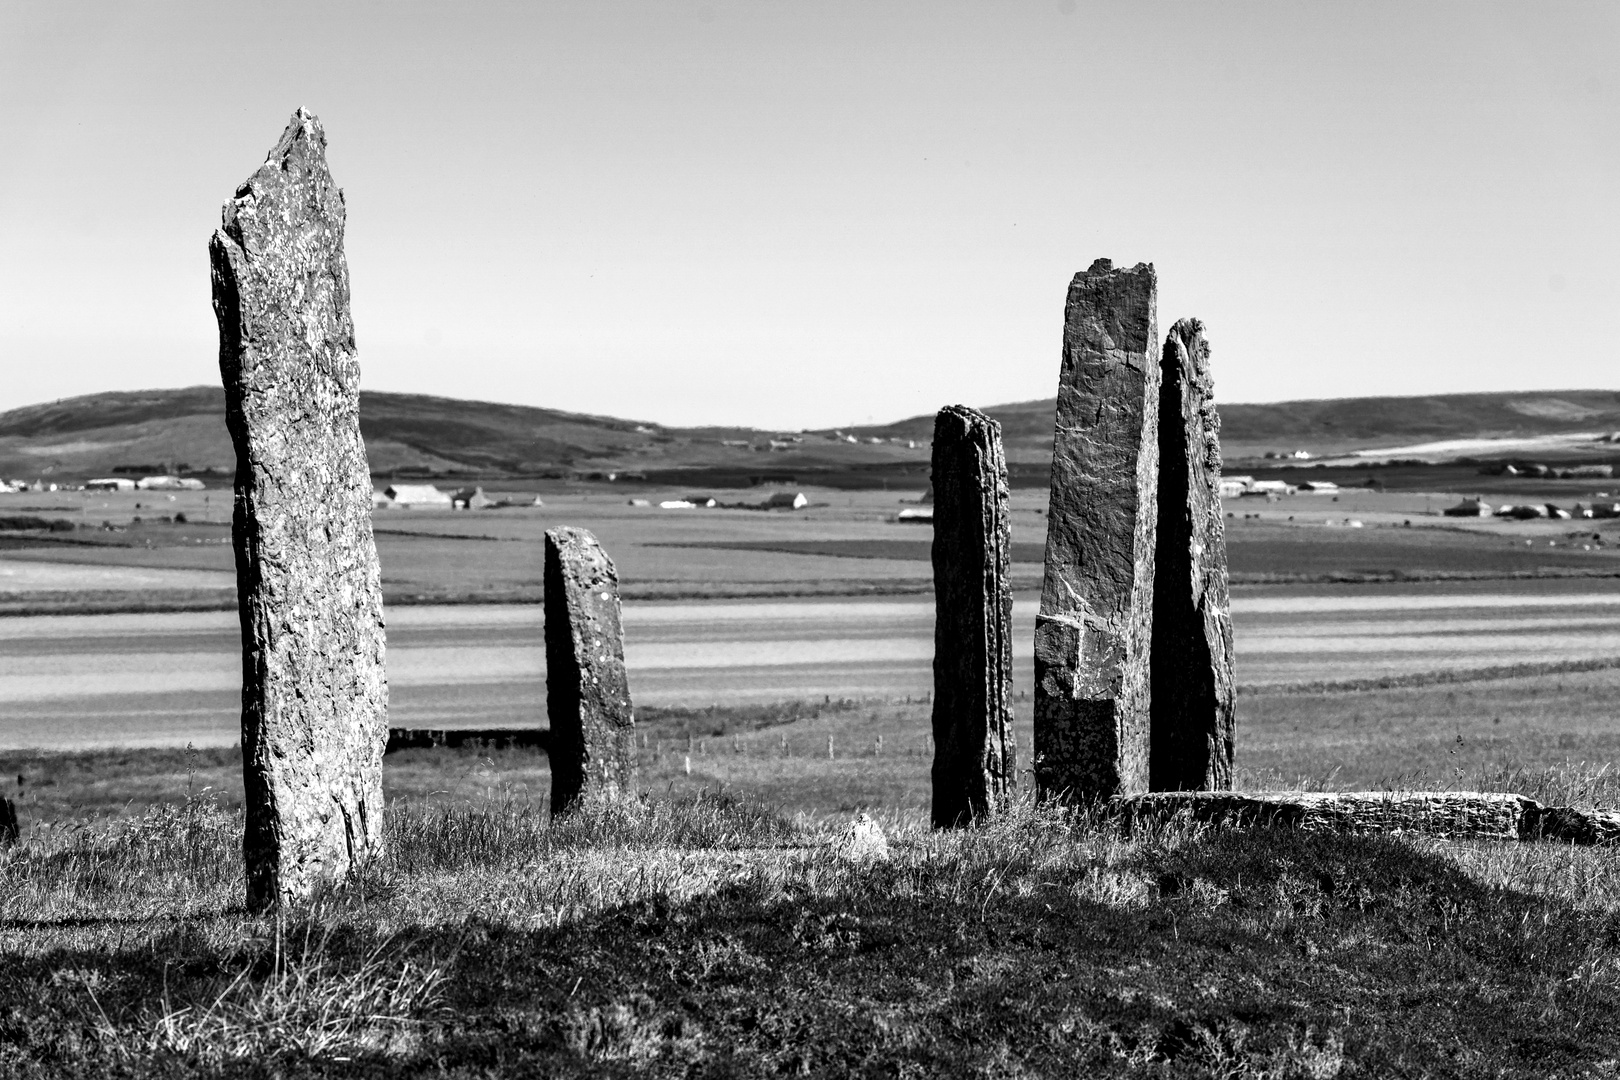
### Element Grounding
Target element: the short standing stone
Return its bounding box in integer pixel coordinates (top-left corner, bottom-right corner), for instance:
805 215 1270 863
930 404 1016 827
1150 318 1235 790
210 109 388 910
1034 259 1160 801
0 795 17 846
545 527 636 813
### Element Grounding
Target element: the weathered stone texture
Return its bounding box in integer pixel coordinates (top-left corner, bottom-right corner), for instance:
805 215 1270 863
1118 790 1533 841
930 405 1015 827
1034 259 1160 801
544 527 636 813
1149 318 1235 791
210 109 387 910
1118 790 1620 846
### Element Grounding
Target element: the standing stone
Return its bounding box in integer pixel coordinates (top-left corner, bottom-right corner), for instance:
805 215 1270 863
1150 319 1236 790
545 527 636 813
210 110 387 910
0 795 17 846
930 405 1016 827
1034 259 1160 801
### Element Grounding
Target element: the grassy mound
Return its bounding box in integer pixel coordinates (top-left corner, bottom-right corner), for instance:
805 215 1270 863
2 790 1620 1076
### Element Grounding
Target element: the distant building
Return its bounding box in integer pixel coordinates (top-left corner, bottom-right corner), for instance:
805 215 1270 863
1443 498 1492 517
451 486 496 510
1298 481 1339 493
659 500 696 509
381 484 452 508
627 498 651 507
763 491 809 510
1244 480 1296 497
86 478 137 492
683 496 718 508
136 475 205 491
896 508 933 524
1494 504 1547 519
1218 475 1254 498
1547 503 1573 520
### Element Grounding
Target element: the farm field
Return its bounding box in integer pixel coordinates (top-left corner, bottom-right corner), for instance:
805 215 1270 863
9 663 1620 826
5 485 1620 616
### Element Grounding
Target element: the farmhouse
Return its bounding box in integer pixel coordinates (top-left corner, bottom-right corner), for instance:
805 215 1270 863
451 486 495 510
1298 480 1339 493
136 475 205 491
1218 475 1254 498
896 507 933 524
85 478 136 492
380 484 452 508
1443 497 1492 517
763 491 809 510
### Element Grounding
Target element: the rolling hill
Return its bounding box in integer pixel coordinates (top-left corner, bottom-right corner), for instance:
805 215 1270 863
3 386 1619 488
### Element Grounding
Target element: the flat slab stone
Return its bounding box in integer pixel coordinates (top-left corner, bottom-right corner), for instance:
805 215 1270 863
929 404 1015 827
1150 318 1235 791
1035 258 1160 802
209 109 387 909
1117 790 1620 845
545 527 635 813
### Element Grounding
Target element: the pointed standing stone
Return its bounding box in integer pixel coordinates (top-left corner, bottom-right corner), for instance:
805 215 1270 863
930 405 1016 827
209 110 387 910
1150 319 1236 790
1034 259 1160 802
544 527 636 813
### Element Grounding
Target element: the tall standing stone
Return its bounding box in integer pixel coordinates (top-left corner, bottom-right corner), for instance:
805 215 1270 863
930 405 1016 827
545 527 636 813
1034 259 1160 801
210 110 387 910
1150 319 1236 790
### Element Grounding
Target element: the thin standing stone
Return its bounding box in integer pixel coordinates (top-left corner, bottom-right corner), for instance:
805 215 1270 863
1034 258 1160 801
1150 319 1236 790
209 109 387 910
544 527 635 813
930 404 1016 827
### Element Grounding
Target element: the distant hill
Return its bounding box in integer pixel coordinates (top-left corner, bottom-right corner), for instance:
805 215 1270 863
0 386 928 486
849 390 1620 462
2 386 1618 487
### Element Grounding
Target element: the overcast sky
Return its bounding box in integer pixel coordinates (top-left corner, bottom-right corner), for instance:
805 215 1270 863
1 1 1615 429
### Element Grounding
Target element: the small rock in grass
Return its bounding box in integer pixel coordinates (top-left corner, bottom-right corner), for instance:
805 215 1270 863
837 812 890 861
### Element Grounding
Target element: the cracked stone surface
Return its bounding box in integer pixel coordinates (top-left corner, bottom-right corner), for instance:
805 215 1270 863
1150 318 1236 791
210 109 387 910
545 527 636 813
929 404 1015 827
1034 258 1160 802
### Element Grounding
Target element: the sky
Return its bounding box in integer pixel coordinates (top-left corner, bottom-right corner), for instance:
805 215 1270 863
0 1 1615 430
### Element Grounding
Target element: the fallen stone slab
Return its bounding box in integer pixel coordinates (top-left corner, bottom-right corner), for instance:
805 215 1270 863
1116 790 1620 845
545 527 636 813
210 109 387 910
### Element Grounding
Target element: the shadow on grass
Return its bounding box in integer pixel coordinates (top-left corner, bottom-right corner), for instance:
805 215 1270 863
5 814 1620 1077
